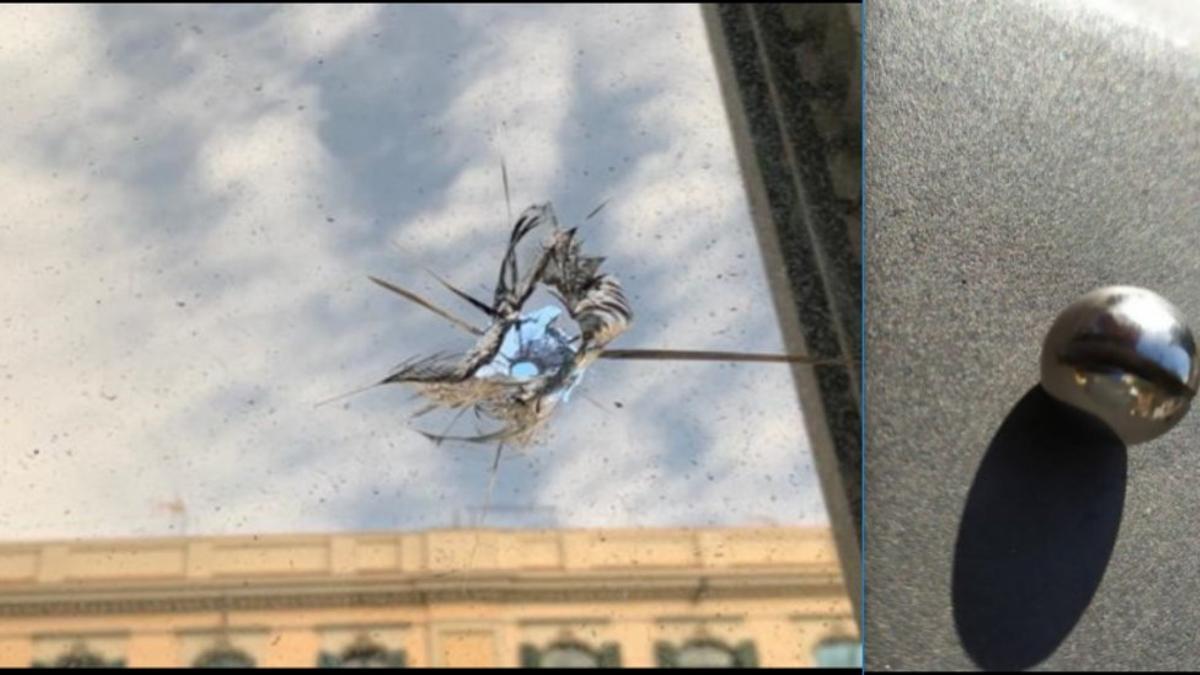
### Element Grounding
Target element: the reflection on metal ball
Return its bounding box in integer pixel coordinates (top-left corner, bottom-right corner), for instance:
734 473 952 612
1040 286 1198 445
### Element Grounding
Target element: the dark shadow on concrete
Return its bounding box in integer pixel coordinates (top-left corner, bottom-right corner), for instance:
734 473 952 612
952 385 1126 671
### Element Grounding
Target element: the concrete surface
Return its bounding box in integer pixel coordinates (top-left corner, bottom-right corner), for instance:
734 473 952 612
867 0 1200 669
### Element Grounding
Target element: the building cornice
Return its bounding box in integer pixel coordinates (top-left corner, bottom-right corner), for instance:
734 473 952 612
0 569 848 617
0 526 851 617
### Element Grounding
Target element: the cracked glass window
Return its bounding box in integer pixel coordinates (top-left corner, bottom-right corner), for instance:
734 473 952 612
0 3 859 668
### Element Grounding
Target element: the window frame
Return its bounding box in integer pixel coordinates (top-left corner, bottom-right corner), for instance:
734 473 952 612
192 640 257 668
31 641 125 669
519 638 621 668
654 637 758 668
317 632 407 668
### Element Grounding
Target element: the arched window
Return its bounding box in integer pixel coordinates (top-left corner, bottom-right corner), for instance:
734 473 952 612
193 640 256 668
317 633 407 668
655 638 757 668
542 645 599 668
32 642 125 668
813 638 861 668
520 640 620 668
679 643 734 668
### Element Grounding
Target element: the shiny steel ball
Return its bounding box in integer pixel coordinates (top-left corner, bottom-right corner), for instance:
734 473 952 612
1040 286 1198 445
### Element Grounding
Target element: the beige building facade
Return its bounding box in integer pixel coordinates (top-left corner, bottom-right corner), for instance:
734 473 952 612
0 526 858 667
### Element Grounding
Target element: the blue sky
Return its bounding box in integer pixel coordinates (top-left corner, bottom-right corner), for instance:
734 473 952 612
0 4 829 540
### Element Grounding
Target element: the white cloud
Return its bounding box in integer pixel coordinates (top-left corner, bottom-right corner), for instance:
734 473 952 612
277 4 384 58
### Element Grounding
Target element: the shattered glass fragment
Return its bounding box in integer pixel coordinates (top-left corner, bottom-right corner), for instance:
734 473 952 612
474 305 587 405
319 188 843 578
325 199 836 445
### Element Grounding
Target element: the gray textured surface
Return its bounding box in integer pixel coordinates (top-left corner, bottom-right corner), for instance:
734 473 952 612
867 0 1200 670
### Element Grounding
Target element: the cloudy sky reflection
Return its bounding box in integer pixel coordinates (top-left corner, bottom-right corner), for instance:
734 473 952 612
0 4 827 540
